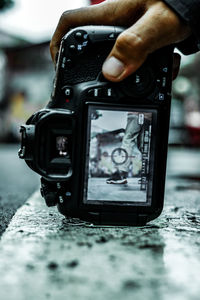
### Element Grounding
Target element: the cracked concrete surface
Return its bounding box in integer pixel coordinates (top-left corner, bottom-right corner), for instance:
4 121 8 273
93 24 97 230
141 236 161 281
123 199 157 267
0 148 200 300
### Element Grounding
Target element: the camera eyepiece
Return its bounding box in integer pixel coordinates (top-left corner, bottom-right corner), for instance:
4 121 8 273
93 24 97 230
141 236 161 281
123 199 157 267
19 109 75 181
18 125 35 160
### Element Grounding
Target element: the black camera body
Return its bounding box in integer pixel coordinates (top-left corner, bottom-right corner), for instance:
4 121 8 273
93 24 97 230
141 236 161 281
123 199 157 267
19 26 174 225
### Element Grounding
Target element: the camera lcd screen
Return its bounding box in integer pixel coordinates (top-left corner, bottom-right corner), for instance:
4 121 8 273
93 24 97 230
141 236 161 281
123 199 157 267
83 105 157 206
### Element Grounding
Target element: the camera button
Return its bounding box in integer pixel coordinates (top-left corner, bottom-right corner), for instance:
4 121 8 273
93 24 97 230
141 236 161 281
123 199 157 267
158 93 165 101
75 31 83 40
87 88 99 97
106 88 114 97
75 31 88 41
162 67 168 73
66 59 73 68
108 32 115 40
69 44 76 52
100 87 115 98
161 77 167 88
87 87 115 98
157 73 168 89
62 87 73 98
65 88 72 97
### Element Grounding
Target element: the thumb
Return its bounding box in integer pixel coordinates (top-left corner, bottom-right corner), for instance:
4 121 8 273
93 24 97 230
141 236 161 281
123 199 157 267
102 2 190 82
102 28 148 82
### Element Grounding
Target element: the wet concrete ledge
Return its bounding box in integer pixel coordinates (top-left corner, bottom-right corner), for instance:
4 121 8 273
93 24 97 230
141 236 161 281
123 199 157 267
0 148 200 300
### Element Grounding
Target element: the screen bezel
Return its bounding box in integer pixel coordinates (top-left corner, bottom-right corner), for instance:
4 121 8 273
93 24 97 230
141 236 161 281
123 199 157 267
82 103 158 208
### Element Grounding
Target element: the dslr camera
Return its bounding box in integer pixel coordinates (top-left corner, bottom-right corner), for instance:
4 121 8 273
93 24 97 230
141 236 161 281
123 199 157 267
19 26 173 225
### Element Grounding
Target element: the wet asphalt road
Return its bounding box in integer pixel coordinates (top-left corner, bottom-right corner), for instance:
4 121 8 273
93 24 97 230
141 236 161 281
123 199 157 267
0 145 200 299
0 144 39 236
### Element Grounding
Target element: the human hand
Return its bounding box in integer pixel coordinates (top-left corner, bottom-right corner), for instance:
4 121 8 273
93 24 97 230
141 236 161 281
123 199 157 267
50 0 191 82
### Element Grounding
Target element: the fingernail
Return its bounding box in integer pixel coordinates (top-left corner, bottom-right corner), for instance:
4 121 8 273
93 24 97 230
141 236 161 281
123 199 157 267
102 56 125 78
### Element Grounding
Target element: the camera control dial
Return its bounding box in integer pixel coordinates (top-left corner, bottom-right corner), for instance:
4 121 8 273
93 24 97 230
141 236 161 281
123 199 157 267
119 65 155 98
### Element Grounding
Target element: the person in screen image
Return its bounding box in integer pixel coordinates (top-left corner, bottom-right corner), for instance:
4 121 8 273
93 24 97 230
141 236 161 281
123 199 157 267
106 112 151 184
56 136 68 157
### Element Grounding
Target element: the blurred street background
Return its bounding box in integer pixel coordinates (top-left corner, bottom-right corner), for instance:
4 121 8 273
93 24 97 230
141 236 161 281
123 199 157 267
0 0 200 145
0 1 200 300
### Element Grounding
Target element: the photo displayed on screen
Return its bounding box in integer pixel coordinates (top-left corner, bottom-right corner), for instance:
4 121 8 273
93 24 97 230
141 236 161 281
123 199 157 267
83 105 156 205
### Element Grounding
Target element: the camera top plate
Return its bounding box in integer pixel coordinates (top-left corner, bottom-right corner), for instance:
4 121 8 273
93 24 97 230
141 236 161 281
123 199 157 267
49 25 173 112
